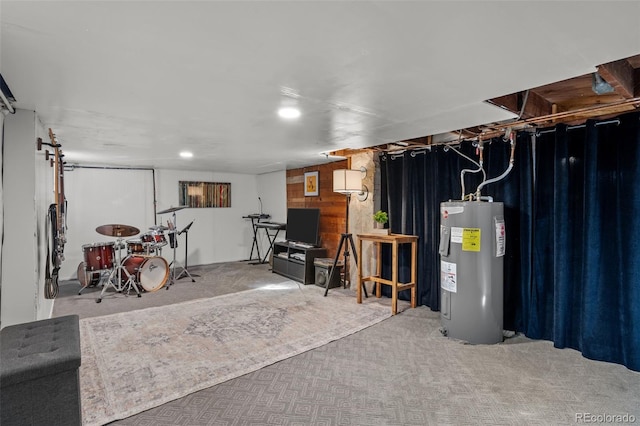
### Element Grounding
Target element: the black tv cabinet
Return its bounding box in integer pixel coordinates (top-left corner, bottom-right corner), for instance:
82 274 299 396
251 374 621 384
272 241 327 284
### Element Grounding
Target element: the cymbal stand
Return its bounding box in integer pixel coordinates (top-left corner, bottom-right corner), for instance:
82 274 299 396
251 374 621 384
97 238 141 302
119 239 142 297
165 211 195 287
177 221 197 280
143 242 155 256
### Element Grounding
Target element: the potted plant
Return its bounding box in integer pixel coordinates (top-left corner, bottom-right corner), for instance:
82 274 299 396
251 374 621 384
373 210 388 230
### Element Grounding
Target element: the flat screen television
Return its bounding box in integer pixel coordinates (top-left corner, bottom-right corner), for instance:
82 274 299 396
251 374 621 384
285 208 320 246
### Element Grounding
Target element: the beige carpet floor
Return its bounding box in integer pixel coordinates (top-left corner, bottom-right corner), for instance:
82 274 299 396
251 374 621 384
53 262 640 425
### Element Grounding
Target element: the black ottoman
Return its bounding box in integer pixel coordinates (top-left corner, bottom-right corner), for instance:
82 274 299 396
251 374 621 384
1 315 82 426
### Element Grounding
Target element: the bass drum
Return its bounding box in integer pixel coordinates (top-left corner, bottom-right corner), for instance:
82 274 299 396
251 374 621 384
121 255 169 292
77 261 101 287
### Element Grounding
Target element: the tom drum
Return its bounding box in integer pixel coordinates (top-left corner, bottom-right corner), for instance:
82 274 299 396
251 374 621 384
82 242 115 271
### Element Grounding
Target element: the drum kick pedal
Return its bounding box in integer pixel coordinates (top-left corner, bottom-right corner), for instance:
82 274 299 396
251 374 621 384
120 268 142 298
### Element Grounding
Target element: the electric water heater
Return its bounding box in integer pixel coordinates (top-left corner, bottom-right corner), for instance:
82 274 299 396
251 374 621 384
439 201 505 344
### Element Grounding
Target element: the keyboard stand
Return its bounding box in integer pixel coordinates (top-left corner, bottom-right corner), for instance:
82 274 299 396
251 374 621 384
243 214 270 262
249 222 286 265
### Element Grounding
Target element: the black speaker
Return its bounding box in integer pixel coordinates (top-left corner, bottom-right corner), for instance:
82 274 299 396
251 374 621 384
314 263 342 289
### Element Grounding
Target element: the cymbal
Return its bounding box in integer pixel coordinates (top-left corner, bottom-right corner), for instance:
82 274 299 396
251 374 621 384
95 224 140 237
157 206 187 214
149 225 169 231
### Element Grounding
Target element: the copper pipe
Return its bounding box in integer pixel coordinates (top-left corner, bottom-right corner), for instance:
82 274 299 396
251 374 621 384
476 97 640 140
379 97 640 152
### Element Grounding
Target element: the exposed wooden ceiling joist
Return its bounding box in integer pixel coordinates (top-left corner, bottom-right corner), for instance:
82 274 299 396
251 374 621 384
337 53 640 156
489 90 553 120
474 96 640 139
475 54 640 138
597 59 636 98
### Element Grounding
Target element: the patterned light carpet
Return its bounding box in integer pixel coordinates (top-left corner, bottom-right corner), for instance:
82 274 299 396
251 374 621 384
114 308 640 426
53 262 640 425
79 283 391 426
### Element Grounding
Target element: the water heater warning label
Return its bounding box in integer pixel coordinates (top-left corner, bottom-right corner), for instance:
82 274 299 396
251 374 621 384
441 261 457 293
450 227 463 243
462 228 481 252
495 217 506 257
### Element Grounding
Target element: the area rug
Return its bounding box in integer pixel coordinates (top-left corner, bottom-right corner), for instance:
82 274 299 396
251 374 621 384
79 284 391 426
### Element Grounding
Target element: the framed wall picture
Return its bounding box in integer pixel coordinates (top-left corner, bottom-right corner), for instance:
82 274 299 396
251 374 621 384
304 171 319 196
179 181 231 208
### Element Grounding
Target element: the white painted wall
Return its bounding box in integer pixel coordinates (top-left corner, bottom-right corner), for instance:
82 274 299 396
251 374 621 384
34 115 53 319
0 113 4 315
59 167 155 280
1 109 52 327
256 170 288 251
257 170 287 224
154 169 264 266
0 124 288 324
60 167 284 279
0 113 4 304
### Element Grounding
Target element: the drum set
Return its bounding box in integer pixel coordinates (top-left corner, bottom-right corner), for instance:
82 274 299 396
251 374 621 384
78 223 172 302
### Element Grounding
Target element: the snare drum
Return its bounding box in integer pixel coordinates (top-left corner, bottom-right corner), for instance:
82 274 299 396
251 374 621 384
126 239 146 254
121 255 169 292
82 242 115 271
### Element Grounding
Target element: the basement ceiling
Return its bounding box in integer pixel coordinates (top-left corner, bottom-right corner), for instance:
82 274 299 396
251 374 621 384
2 1 640 173
409 54 640 147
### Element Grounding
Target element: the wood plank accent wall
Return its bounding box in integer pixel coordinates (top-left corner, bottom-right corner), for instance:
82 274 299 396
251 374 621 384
286 160 349 258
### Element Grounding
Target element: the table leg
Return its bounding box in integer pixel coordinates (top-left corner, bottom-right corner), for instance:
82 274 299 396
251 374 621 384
252 219 262 261
411 241 417 308
357 237 363 304
392 241 398 315
375 241 381 298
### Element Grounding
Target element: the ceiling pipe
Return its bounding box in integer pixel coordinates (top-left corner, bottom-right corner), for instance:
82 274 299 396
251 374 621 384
0 89 16 115
379 96 640 151
0 73 16 114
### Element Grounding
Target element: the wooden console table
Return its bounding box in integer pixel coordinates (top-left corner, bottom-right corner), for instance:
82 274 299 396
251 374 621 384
356 233 418 315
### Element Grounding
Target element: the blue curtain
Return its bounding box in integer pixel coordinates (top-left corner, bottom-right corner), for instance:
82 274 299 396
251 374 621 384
531 112 640 370
379 136 533 328
379 110 640 371
380 145 459 310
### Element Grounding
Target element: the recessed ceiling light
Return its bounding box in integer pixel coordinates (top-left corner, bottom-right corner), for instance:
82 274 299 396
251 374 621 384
180 151 193 158
278 107 301 119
